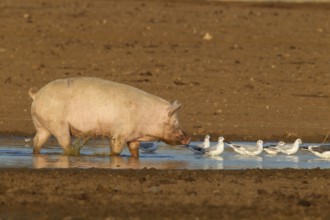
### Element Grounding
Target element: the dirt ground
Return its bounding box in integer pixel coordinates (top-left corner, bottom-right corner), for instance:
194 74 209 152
0 169 328 219
0 0 330 219
0 0 330 142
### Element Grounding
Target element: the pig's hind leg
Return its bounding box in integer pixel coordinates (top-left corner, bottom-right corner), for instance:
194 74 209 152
33 127 51 154
52 124 77 155
109 135 126 156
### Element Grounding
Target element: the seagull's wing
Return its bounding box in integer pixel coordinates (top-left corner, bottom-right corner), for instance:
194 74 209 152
228 144 242 149
229 143 252 151
229 143 258 151
241 145 259 152
187 145 205 154
196 141 209 148
264 148 278 155
276 144 293 151
205 145 218 152
311 145 330 153
228 144 250 154
265 143 281 149
319 144 330 148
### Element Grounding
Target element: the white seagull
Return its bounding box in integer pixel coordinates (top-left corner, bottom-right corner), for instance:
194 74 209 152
274 138 302 155
187 134 211 154
204 136 225 156
24 136 32 146
263 141 285 155
228 140 264 156
24 136 32 142
200 134 211 149
306 145 330 159
140 142 159 153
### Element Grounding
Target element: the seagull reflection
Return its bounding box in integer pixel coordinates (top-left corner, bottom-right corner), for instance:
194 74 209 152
203 156 224 169
193 155 204 159
232 154 263 162
208 156 223 161
110 155 188 169
230 154 263 169
274 155 299 168
283 155 299 163
307 157 330 163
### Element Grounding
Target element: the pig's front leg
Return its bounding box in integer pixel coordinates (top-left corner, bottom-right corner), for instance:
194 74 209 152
109 136 125 156
128 141 140 158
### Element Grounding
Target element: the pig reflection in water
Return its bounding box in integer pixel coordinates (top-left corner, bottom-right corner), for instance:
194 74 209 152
33 154 188 169
33 155 70 169
109 156 188 169
29 77 190 157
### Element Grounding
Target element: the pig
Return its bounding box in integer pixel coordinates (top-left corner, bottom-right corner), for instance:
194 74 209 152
29 77 190 157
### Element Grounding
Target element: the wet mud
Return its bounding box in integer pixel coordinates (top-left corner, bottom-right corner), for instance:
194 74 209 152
0 169 329 219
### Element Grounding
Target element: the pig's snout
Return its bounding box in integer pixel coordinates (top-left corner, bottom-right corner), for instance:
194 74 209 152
181 136 191 145
163 128 191 145
178 130 191 145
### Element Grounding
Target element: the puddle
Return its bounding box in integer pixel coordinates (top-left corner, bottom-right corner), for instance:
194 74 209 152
0 137 329 169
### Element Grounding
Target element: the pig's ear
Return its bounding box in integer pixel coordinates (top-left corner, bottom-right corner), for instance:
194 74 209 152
168 100 182 117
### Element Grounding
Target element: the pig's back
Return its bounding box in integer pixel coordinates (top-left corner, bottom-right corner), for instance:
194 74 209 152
32 77 170 132
36 77 169 106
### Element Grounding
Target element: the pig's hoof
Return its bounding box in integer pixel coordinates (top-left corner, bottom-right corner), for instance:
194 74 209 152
63 146 81 156
109 152 121 157
33 149 40 154
129 148 140 158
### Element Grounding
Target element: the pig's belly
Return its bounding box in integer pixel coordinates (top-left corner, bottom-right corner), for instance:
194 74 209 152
67 113 113 138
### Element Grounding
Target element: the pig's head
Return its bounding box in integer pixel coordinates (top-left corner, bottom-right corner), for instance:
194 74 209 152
161 100 191 145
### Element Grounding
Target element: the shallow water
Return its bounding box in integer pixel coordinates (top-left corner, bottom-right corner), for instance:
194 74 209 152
0 137 329 169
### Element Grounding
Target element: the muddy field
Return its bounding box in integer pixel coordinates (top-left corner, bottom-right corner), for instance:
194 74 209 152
0 0 330 142
0 0 330 219
0 169 328 219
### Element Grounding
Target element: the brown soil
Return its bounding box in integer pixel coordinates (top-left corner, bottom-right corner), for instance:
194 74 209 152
0 169 329 219
0 0 330 142
0 1 330 219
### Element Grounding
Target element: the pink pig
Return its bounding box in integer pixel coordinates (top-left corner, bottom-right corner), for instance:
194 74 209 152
29 77 190 157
